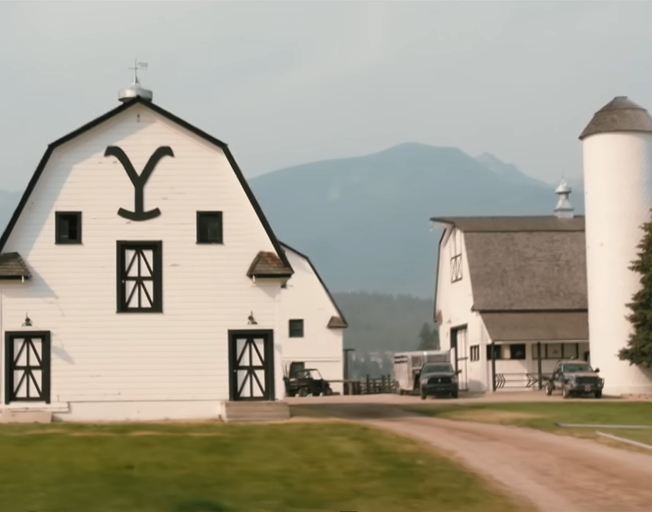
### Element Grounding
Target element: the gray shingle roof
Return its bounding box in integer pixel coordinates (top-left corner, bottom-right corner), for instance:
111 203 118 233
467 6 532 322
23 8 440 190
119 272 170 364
579 96 652 140
247 251 293 278
431 216 585 232
434 216 587 311
481 311 589 341
0 252 31 279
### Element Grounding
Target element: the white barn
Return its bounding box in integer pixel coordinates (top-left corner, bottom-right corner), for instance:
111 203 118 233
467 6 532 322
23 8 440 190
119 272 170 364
0 81 346 421
432 186 589 393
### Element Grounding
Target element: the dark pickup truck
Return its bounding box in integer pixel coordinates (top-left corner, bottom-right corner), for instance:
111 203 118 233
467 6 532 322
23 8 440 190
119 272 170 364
419 362 460 399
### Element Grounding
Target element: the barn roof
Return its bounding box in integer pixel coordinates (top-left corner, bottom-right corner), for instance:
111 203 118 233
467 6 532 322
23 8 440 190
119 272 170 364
579 96 652 140
247 251 293 278
0 96 292 273
433 216 587 312
481 311 588 341
0 252 31 279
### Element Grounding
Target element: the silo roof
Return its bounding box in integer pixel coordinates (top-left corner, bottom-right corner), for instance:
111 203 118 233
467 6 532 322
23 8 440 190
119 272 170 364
579 96 652 140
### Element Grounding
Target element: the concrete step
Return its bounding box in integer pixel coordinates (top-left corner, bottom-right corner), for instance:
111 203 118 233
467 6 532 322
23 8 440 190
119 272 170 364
222 401 290 423
0 410 52 424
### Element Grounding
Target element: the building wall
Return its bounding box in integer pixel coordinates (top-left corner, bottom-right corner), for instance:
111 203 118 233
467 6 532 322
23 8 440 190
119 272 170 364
435 227 487 392
0 104 289 420
583 131 652 394
278 246 344 394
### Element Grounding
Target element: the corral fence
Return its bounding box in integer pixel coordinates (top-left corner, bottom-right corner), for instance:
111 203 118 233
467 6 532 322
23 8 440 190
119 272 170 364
493 372 553 390
331 375 397 395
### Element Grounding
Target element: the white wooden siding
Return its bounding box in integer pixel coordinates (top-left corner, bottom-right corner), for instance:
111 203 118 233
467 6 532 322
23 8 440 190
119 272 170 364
0 104 287 418
279 247 344 393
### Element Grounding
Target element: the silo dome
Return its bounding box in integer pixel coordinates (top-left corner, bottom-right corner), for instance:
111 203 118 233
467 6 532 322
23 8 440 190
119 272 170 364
118 76 153 103
579 96 652 140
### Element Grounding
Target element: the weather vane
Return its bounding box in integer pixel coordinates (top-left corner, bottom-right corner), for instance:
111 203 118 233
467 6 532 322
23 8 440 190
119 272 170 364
128 59 148 82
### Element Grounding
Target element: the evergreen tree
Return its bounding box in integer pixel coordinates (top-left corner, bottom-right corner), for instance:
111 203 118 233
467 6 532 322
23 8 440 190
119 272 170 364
620 212 652 367
418 323 440 350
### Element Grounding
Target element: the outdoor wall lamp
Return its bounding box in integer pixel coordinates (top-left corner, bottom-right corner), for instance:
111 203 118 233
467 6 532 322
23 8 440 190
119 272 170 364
247 311 257 325
22 313 32 327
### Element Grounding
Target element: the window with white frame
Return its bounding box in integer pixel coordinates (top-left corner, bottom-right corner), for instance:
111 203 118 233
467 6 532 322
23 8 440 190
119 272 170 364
450 228 463 283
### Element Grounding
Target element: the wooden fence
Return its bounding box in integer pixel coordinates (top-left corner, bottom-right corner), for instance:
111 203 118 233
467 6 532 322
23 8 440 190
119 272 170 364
333 375 396 395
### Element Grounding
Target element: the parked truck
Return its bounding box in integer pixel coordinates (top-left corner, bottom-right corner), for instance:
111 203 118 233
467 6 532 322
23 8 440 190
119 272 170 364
393 350 453 395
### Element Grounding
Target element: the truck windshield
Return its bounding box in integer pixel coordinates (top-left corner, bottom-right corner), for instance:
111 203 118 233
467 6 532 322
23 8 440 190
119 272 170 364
563 363 593 373
422 364 453 373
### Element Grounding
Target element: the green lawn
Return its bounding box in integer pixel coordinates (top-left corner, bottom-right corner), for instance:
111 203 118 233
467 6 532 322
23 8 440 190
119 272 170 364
0 421 526 512
406 401 652 447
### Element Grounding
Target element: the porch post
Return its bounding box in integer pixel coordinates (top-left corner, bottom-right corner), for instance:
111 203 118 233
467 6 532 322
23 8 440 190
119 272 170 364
491 341 497 391
537 341 543 390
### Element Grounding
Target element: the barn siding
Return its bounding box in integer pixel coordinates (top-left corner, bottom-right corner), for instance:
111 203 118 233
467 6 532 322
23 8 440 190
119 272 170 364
278 247 344 393
0 104 287 419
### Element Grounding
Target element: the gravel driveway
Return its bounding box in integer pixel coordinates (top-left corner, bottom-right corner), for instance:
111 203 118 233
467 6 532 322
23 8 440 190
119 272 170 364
288 395 652 512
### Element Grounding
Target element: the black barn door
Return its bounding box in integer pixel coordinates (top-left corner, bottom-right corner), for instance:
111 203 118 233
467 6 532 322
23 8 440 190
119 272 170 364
228 330 274 401
5 331 51 404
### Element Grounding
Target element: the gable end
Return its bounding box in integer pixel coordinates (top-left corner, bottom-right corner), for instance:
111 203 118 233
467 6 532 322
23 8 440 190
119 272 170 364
0 97 292 272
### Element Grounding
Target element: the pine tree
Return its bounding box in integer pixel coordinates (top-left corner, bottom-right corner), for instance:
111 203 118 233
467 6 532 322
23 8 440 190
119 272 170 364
417 323 440 350
619 211 652 367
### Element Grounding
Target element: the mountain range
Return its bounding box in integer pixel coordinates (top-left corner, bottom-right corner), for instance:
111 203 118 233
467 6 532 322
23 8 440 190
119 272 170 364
0 143 584 298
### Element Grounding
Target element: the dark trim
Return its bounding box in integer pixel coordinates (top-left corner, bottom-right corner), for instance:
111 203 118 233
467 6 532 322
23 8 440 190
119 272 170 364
55 211 82 245
5 331 51 404
0 97 292 273
279 242 348 328
116 240 163 313
0 276 29 281
228 329 275 401
491 341 497 391
196 211 224 244
288 319 304 338
432 227 447 321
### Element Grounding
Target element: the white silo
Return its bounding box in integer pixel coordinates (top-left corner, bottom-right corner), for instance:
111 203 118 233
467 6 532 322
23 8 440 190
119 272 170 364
580 96 652 395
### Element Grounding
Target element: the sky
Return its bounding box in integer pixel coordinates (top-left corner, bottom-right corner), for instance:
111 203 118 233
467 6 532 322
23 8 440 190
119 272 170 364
1 1 652 191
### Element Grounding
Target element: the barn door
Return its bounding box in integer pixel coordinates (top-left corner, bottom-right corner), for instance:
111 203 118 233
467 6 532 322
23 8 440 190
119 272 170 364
451 325 469 392
5 331 51 404
228 330 274 401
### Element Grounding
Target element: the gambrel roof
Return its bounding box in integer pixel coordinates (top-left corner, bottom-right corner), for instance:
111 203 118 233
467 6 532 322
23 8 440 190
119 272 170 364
280 242 348 329
432 216 587 311
0 97 293 275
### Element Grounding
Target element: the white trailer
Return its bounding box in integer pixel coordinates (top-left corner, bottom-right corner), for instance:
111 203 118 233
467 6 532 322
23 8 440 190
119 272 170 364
393 350 451 395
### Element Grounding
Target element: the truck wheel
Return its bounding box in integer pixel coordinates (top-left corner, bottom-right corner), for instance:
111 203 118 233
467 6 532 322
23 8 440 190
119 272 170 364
595 390 602 399
420 390 426 400
545 383 553 396
298 387 308 397
562 385 570 399
451 391 458 399
324 387 333 396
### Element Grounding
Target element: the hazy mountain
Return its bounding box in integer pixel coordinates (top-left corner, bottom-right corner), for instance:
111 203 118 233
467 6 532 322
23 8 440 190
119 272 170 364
475 152 549 188
250 142 584 297
0 143 584 298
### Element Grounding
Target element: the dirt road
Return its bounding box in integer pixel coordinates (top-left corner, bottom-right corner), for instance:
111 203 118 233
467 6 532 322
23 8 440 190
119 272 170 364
289 397 652 512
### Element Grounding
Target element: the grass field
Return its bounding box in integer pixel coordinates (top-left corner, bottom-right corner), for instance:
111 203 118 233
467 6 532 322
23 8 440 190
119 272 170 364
407 401 652 447
0 421 526 512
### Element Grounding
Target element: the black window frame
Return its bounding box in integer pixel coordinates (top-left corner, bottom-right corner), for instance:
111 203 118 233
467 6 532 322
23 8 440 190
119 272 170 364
470 345 480 362
508 343 526 360
116 241 163 313
196 211 224 244
289 319 304 338
486 345 502 360
55 211 82 244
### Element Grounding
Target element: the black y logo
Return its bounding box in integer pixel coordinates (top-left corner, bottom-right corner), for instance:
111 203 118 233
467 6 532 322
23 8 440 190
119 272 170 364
104 146 174 221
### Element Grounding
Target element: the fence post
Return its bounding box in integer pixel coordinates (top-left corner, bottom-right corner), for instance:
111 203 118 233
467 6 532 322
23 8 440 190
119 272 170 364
366 374 370 395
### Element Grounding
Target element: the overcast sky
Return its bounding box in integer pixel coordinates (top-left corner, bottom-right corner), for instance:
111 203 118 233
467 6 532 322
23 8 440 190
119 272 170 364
1 1 651 191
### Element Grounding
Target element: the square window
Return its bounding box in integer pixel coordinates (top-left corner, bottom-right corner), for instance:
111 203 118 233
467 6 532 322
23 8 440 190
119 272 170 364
470 345 480 362
55 212 82 244
117 241 162 313
562 343 579 359
509 344 526 360
289 319 304 338
197 212 223 244
545 343 563 360
486 345 502 360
